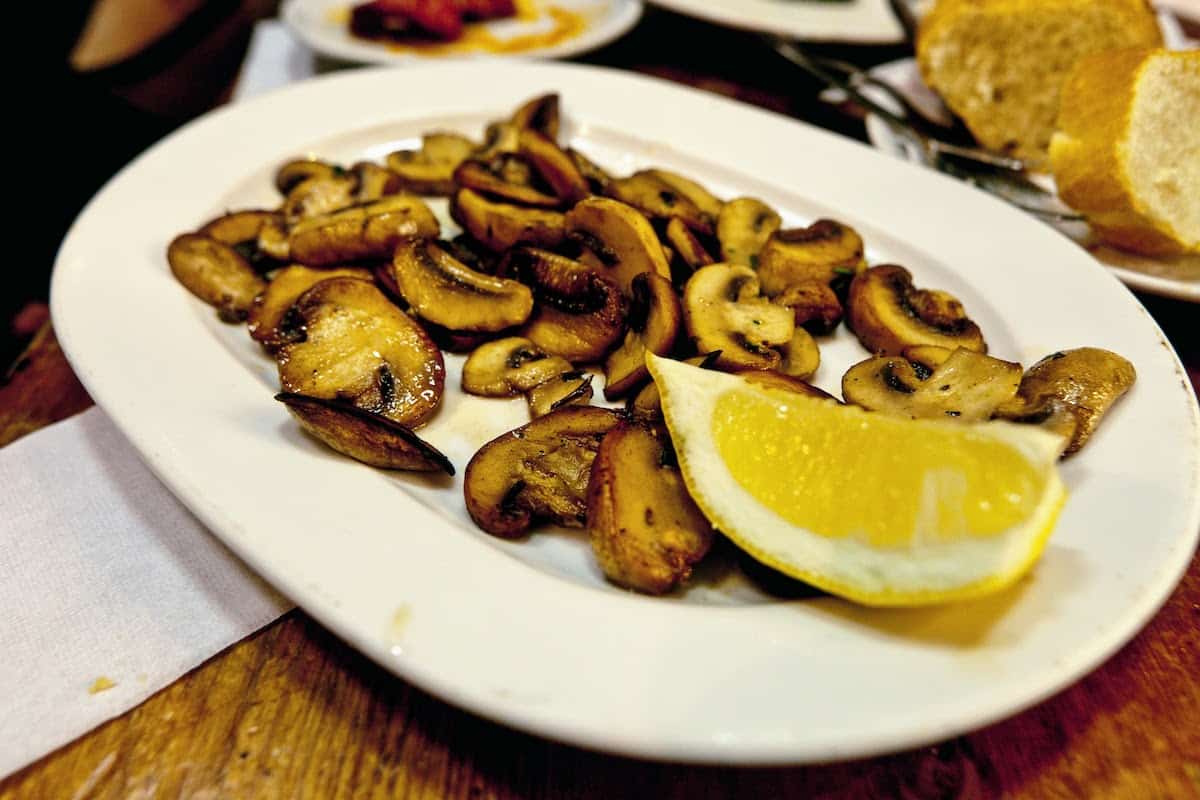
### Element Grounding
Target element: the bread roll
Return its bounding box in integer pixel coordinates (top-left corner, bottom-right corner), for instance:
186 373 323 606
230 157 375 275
917 0 1162 167
1050 48 1199 257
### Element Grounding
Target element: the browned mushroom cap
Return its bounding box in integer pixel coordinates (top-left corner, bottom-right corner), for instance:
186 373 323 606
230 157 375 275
274 158 338 195
605 171 714 236
421 323 493 355
774 280 843 335
509 248 627 363
738 369 836 400
664 217 716 273
683 264 795 370
587 422 715 594
472 121 522 162
518 129 589 205
444 234 501 275
778 328 820 380
167 233 267 322
644 169 724 221
281 173 357 226
509 92 560 139
461 336 573 397
275 392 453 474
386 132 477 196
464 406 623 538
390 240 533 333
451 188 566 252
199 209 280 247
564 197 671 296
248 265 373 350
257 216 292 261
757 219 866 296
627 352 722 421
350 161 401 202
603 273 682 399
527 371 594 418
995 348 1136 456
841 346 1021 422
453 154 561 208
276 278 444 428
568 148 614 195
199 209 284 271
846 265 986 356
288 195 440 266
716 197 781 266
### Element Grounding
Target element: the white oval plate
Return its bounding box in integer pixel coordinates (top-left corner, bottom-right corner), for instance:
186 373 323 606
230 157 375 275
649 0 904 43
52 63 1200 765
282 0 642 64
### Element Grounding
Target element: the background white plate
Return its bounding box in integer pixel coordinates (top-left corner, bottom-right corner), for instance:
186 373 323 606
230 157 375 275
649 0 904 43
282 0 642 64
52 63 1200 764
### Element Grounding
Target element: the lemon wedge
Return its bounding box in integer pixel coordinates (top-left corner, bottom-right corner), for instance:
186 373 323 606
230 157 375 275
647 355 1068 607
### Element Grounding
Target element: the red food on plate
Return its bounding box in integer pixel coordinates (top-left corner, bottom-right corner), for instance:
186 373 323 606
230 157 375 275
456 0 517 21
349 0 517 42
350 0 464 41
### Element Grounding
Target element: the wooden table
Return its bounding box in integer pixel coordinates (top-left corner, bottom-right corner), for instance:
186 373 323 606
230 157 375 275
4 9 1199 798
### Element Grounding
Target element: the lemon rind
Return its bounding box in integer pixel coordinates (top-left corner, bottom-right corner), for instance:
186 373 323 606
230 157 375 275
648 355 1069 608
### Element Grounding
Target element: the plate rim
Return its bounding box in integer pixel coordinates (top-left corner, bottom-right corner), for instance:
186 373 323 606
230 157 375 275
280 0 644 64
647 0 903 44
51 61 1200 765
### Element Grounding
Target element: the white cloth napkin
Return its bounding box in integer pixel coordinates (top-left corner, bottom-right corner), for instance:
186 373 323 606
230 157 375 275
0 24 320 780
0 409 291 778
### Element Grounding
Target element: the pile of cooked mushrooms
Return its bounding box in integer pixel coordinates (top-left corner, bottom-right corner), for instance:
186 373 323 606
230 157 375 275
167 93 1136 596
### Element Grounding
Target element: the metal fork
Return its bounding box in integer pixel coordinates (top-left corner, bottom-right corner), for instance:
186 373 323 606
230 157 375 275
769 37 1084 222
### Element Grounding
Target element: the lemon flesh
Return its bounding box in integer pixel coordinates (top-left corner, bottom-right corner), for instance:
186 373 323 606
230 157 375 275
648 355 1068 607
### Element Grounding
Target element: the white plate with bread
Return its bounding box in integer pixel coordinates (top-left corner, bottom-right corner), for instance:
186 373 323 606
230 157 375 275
858 1 1199 301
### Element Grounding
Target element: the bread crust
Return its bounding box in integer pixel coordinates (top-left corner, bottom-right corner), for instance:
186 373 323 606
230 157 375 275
1050 48 1199 257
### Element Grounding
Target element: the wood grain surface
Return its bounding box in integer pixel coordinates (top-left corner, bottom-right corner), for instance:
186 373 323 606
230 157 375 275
4 7 1200 797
